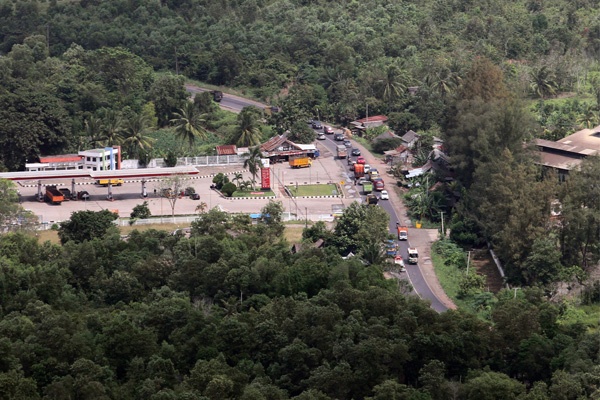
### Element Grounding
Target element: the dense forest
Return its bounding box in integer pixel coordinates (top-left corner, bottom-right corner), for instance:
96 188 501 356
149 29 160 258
0 205 597 399
2 0 600 398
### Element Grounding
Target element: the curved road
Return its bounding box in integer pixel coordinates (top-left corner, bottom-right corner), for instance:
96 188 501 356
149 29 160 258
185 84 268 113
316 127 448 312
183 82 449 312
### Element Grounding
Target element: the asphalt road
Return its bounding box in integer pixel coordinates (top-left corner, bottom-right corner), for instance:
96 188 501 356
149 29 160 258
184 84 267 113
315 125 448 312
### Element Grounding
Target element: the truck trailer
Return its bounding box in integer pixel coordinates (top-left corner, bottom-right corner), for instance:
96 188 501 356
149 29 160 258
97 179 124 186
354 163 365 179
45 186 64 204
289 157 312 168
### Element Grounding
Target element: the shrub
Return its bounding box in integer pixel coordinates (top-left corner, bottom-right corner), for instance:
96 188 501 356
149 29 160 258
212 173 230 190
221 182 237 197
131 201 151 219
164 151 177 167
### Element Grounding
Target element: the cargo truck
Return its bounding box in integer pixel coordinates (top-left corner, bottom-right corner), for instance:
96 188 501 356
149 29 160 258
336 145 347 159
408 248 419 264
354 163 365 179
45 186 64 204
397 225 408 240
58 188 72 200
289 157 312 168
97 179 124 186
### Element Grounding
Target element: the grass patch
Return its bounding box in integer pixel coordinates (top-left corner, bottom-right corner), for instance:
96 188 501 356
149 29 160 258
35 230 61 244
119 223 190 234
32 223 191 245
232 190 275 198
430 242 471 310
284 225 305 243
352 137 374 153
557 302 600 332
288 184 338 197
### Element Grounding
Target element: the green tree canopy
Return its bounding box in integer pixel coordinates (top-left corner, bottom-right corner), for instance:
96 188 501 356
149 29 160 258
58 210 119 244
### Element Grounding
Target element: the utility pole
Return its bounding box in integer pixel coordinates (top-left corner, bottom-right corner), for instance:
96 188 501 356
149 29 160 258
440 211 445 238
305 207 308 228
466 250 471 275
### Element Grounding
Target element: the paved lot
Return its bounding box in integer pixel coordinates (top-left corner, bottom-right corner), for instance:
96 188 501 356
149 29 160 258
17 154 355 223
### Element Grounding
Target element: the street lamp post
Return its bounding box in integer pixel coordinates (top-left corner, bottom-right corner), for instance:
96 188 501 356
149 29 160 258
305 207 308 228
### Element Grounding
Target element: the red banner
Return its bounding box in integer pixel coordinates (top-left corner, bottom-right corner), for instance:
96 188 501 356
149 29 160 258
261 167 271 189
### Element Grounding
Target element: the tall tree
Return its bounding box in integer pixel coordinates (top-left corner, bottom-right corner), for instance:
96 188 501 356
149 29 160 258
529 66 558 99
242 146 264 189
0 85 71 170
58 210 119 244
232 106 262 147
467 149 556 282
457 57 509 102
444 98 536 188
332 201 390 255
100 110 125 147
148 73 188 127
171 101 207 147
376 62 409 110
559 155 600 271
121 114 155 158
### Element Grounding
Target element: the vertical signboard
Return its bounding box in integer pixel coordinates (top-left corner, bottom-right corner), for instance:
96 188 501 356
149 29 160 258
261 167 271 189
260 158 271 190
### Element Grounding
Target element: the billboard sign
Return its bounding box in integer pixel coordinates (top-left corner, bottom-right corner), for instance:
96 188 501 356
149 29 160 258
261 167 271 189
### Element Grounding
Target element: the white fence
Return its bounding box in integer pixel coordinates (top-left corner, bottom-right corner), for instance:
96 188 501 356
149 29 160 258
34 212 335 231
118 212 335 227
122 155 246 169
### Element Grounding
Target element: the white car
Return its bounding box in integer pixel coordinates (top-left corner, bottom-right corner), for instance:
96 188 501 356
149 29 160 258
317 133 326 140
364 164 371 173
380 190 389 200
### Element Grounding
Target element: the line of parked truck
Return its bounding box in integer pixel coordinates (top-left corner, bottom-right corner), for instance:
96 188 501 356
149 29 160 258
44 186 91 205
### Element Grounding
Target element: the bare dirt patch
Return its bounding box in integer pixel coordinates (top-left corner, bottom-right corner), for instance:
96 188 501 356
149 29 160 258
471 248 504 293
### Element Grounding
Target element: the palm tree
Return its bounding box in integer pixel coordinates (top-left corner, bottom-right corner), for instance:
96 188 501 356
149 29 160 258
233 107 262 147
101 110 125 147
84 116 104 148
121 114 156 159
378 64 409 108
243 146 264 189
578 103 599 129
171 102 208 147
231 172 244 189
530 66 558 99
360 240 386 266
